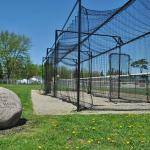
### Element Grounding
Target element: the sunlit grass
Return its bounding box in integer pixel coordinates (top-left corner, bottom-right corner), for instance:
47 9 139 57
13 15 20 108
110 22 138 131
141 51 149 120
0 84 149 150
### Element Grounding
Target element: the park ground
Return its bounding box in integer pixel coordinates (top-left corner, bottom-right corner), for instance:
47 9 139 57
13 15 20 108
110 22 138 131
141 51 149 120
0 84 150 150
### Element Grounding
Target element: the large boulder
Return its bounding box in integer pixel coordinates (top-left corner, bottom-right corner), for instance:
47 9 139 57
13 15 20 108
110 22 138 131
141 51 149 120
0 87 22 129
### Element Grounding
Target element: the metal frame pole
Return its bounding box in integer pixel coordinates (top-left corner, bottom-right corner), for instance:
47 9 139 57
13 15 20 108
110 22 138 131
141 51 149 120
109 54 112 101
54 30 58 97
45 59 48 94
41 57 44 91
117 37 123 99
118 46 121 99
77 0 81 111
146 75 149 102
88 51 92 94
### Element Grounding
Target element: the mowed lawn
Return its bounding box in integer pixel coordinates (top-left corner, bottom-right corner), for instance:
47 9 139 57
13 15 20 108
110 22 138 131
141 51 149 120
0 85 150 150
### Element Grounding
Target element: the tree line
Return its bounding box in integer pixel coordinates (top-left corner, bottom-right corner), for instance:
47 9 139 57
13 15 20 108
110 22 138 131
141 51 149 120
0 31 42 81
55 58 149 79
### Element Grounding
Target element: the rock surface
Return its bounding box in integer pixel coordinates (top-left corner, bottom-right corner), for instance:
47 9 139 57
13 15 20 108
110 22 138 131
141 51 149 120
0 87 22 129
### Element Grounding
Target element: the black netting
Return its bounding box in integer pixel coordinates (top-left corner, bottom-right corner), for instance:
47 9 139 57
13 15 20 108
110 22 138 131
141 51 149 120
44 0 150 109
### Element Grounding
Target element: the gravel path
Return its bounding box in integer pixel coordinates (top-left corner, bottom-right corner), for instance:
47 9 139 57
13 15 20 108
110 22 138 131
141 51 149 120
31 90 150 115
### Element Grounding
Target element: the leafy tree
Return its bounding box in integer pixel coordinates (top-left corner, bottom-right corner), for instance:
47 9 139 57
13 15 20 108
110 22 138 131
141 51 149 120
100 71 104 76
131 59 149 73
37 65 43 77
24 58 41 80
81 69 89 78
59 66 72 79
92 71 100 77
0 31 31 80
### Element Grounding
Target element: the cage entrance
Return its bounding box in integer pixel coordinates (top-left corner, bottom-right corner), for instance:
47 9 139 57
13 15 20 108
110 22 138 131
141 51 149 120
109 53 130 101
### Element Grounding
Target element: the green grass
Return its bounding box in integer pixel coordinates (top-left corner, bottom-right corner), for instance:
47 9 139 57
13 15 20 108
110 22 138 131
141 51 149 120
92 86 150 96
120 87 150 96
0 84 40 117
0 84 150 150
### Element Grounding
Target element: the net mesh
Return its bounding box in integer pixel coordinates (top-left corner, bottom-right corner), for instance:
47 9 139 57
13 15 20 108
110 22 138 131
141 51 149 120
44 0 150 109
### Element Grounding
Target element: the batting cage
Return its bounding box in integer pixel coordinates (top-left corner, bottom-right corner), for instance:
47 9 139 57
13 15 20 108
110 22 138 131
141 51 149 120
43 0 150 111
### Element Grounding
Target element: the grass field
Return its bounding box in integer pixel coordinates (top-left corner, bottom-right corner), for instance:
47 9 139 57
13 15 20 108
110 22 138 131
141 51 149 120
0 84 150 150
58 83 150 96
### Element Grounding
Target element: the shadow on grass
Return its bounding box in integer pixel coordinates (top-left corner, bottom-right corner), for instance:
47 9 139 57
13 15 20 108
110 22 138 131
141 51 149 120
0 118 28 134
15 118 27 127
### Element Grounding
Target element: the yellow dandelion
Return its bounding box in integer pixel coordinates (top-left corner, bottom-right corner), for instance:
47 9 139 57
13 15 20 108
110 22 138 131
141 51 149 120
38 146 42 149
107 137 112 141
87 140 91 144
87 139 93 144
126 141 130 144
97 140 100 144
72 131 76 134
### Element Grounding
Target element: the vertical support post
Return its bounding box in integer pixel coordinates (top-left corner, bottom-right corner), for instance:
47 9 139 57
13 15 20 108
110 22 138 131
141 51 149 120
48 57 52 94
77 0 81 111
41 57 44 90
90 52 93 94
54 30 58 97
118 46 121 99
109 54 112 102
88 52 92 94
45 58 50 94
146 75 149 102
117 37 123 99
128 55 131 75
135 75 136 97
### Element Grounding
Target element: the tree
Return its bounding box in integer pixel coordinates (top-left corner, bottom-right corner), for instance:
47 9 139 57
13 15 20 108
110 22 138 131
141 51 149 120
59 66 71 79
131 59 148 73
37 65 43 77
24 58 41 80
92 71 100 77
100 71 104 76
0 31 31 80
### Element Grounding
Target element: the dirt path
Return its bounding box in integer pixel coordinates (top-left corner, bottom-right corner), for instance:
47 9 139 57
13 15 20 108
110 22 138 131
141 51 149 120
31 90 150 115
31 90 76 115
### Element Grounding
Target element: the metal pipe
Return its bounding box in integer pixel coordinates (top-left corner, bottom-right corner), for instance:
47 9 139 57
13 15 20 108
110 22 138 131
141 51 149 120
81 32 150 63
77 0 81 111
55 0 135 63
54 30 58 97
118 46 121 99
56 29 120 38
41 57 44 91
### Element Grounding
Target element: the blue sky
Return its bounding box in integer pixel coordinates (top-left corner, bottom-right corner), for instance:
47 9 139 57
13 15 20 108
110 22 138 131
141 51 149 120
0 0 128 64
